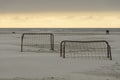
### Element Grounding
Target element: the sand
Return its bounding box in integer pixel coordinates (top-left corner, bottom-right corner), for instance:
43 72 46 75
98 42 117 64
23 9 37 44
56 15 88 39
0 30 120 80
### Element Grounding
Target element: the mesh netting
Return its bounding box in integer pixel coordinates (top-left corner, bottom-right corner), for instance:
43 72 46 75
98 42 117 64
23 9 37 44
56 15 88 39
60 41 112 60
21 33 54 52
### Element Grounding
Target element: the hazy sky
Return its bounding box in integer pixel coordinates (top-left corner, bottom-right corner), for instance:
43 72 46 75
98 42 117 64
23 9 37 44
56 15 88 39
0 0 120 13
0 0 120 28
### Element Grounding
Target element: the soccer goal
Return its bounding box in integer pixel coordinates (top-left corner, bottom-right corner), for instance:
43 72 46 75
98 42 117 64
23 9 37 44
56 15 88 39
21 33 54 52
60 40 112 60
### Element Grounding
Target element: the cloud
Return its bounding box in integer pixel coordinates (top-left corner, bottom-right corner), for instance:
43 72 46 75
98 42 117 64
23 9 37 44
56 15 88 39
0 0 120 13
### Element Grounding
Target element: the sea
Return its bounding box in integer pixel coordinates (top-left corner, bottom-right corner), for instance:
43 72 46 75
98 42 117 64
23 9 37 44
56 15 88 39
0 28 120 34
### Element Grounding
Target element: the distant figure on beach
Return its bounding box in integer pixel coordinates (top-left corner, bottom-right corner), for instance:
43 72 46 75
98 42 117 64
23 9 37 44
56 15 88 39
106 30 109 34
12 32 15 34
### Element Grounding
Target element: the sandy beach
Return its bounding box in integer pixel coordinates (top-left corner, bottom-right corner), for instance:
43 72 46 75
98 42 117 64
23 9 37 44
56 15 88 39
0 29 120 80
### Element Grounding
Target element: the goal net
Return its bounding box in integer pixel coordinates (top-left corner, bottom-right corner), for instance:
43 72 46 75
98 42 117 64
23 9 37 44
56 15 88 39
21 33 54 52
60 40 112 60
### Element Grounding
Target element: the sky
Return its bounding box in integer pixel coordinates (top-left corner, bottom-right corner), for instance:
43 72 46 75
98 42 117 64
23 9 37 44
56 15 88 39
0 0 120 28
0 0 120 13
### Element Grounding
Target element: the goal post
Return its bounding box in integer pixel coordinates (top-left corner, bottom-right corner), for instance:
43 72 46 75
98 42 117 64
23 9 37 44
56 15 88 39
21 33 54 52
60 40 112 60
